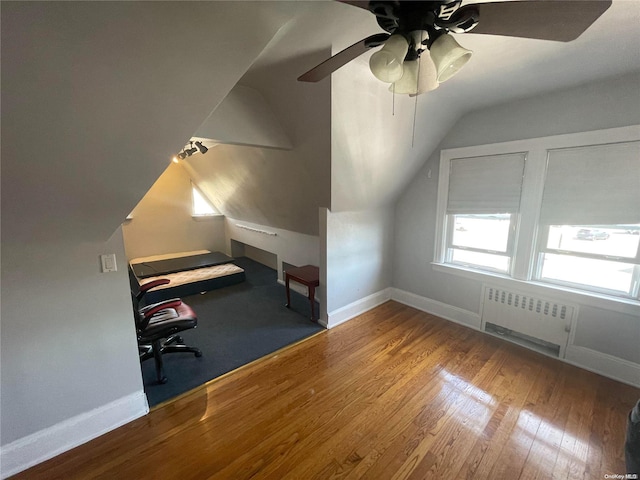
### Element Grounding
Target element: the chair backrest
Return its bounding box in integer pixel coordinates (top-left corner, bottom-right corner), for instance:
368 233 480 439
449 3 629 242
131 278 172 332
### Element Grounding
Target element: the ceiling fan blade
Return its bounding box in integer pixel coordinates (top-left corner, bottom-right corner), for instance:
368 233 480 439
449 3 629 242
468 0 612 42
298 33 389 82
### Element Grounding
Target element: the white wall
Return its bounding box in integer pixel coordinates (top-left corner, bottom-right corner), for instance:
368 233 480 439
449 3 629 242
122 163 226 260
225 218 320 282
393 73 640 384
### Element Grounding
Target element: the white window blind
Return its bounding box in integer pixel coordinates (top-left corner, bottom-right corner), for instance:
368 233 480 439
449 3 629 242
539 141 640 225
447 153 526 214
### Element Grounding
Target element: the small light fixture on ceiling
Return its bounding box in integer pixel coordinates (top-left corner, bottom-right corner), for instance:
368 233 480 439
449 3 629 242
429 33 472 83
174 141 210 163
194 141 208 154
369 34 409 83
184 141 198 156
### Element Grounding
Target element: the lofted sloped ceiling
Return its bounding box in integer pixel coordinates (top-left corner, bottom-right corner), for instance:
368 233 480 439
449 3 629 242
195 0 639 214
180 2 381 236
180 3 363 236
173 0 640 225
327 0 640 211
10 1 635 242
193 84 293 150
1 1 295 244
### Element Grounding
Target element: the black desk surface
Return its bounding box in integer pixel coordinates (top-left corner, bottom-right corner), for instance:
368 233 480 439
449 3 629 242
131 252 234 278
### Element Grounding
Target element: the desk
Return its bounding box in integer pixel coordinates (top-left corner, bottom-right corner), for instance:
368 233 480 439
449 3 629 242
285 265 319 321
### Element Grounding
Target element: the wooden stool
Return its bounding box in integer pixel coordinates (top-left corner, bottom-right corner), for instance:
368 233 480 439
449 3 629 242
285 265 319 321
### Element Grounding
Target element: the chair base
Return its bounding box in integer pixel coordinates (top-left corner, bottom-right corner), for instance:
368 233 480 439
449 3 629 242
139 334 202 384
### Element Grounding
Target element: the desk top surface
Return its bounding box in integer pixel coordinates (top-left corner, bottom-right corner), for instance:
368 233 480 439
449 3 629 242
285 265 319 285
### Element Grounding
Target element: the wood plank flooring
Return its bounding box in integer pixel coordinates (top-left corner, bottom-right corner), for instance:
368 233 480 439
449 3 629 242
13 301 639 479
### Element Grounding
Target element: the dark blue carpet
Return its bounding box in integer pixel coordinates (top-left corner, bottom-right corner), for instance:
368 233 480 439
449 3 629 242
141 257 323 407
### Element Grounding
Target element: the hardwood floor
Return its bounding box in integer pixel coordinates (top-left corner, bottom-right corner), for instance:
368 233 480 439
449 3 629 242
14 301 638 479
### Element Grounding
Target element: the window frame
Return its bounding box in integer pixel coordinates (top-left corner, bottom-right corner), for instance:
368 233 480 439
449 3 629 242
534 224 640 298
434 124 640 303
444 213 518 274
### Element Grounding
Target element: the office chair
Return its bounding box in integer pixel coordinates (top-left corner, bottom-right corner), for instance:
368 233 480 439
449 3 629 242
134 278 202 384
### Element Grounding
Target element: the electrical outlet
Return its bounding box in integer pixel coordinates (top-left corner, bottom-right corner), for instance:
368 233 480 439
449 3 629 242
100 254 117 273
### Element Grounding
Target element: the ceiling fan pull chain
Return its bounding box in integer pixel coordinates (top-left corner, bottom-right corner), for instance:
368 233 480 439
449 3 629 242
392 82 395 116
411 56 421 149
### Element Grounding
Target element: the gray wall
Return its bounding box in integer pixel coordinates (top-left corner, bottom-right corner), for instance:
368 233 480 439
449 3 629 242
330 50 459 213
325 207 395 314
325 46 459 316
393 72 640 363
1 230 142 444
574 306 640 364
1 0 286 455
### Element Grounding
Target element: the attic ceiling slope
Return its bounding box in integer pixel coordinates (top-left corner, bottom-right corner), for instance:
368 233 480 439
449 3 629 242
1 1 291 244
194 84 293 150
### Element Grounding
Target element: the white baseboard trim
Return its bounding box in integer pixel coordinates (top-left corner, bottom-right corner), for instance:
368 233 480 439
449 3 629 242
323 288 392 329
564 345 640 388
1 390 149 479
390 288 481 330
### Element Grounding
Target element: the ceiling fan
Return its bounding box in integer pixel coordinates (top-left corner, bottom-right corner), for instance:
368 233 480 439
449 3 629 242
298 0 612 95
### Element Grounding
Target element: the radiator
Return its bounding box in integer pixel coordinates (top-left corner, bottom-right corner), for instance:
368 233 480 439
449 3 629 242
481 286 574 358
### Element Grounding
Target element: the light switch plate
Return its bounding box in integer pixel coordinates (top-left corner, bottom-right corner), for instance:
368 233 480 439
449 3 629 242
100 254 117 273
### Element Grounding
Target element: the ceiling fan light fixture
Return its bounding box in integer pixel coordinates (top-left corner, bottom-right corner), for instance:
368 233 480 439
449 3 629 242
430 33 472 83
369 34 409 83
389 54 438 96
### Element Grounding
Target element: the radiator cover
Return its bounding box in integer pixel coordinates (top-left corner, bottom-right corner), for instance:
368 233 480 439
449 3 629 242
481 286 574 357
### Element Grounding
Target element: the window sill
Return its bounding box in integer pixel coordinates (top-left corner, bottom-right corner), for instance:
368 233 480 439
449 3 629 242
431 262 640 315
192 214 224 222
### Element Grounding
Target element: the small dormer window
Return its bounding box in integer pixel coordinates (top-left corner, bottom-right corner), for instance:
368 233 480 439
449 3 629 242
191 182 219 216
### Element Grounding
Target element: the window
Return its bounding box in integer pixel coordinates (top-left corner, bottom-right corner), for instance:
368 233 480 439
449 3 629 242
535 142 640 297
191 183 218 216
448 214 514 272
435 126 640 301
443 153 525 273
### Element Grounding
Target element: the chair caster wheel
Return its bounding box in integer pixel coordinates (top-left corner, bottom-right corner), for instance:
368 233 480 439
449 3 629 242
195 351 203 358
158 377 168 384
